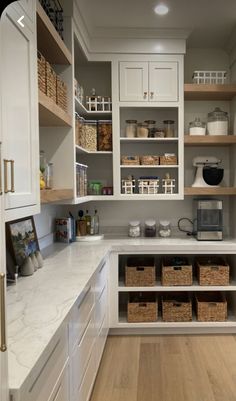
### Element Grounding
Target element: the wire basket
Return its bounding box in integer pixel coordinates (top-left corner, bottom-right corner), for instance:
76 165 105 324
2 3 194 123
192 71 227 85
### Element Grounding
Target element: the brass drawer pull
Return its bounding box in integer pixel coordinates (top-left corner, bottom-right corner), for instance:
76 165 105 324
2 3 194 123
10 160 15 193
0 273 7 352
4 159 15 193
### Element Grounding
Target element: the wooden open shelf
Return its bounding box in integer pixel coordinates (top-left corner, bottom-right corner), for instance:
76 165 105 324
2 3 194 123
41 189 74 204
37 1 72 65
184 84 236 100
184 187 236 196
38 90 72 127
184 135 236 146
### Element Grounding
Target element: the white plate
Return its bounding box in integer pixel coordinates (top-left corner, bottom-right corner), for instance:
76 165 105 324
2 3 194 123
75 234 104 242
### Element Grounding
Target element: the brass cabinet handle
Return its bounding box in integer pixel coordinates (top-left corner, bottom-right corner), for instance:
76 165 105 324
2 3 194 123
3 159 15 193
0 273 7 352
0 142 2 195
10 160 15 193
4 159 10 193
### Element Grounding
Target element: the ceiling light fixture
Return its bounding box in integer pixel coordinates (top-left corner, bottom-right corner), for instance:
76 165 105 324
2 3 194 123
154 3 169 15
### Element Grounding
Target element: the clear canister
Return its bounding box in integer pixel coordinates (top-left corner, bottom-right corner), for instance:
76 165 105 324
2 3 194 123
98 120 112 151
207 107 228 135
125 120 137 138
163 120 175 137
144 120 156 137
158 220 171 237
137 122 149 138
128 221 141 238
144 219 156 237
83 120 97 151
189 118 206 136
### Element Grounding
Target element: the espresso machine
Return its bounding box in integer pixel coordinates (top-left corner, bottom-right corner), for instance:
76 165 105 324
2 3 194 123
194 199 223 240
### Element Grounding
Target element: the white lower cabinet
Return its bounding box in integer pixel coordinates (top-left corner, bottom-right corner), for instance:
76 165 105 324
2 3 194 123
48 362 69 401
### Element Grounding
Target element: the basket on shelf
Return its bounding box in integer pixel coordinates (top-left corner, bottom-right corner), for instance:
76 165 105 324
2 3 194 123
160 154 177 165
86 95 112 112
196 257 230 286
192 70 227 85
56 76 68 112
138 178 160 194
46 61 57 102
162 293 192 322
128 292 158 322
162 257 192 286
125 256 155 286
37 51 46 94
162 175 176 194
140 155 159 165
195 292 227 322
121 155 140 165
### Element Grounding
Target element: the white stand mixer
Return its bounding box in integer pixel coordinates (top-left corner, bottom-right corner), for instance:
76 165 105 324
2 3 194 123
192 157 222 187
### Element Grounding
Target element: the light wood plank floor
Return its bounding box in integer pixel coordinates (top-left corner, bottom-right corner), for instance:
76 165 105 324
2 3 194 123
90 335 236 401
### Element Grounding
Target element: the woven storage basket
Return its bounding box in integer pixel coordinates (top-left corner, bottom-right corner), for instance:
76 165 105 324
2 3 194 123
37 51 46 94
196 257 229 286
196 292 227 321
56 76 68 112
160 155 177 165
128 292 157 322
121 155 140 165
125 256 155 286
162 293 192 322
162 257 192 286
140 155 159 165
46 62 57 102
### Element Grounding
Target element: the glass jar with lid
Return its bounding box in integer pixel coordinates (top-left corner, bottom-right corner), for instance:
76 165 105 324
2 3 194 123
189 118 206 136
144 219 156 237
125 120 137 138
137 122 149 138
207 107 228 135
158 220 171 237
163 120 175 137
144 120 156 137
128 221 141 238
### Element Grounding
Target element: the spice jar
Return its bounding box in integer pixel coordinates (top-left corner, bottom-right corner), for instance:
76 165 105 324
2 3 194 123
159 220 171 237
144 120 156 137
189 118 206 136
125 120 137 138
128 221 141 238
98 120 112 151
137 122 149 138
207 107 228 136
163 120 175 137
144 219 156 237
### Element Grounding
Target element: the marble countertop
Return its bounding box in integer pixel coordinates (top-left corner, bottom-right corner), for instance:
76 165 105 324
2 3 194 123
7 236 236 393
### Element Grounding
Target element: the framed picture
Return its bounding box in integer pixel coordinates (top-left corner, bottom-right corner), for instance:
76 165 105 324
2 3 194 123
6 216 39 267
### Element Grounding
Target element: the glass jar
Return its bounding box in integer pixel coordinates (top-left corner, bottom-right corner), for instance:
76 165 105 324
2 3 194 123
83 120 97 151
45 162 53 189
128 221 141 238
189 118 206 136
159 220 171 237
144 219 156 237
207 107 228 136
137 122 149 138
40 150 47 175
163 120 175 137
153 128 165 138
144 120 156 137
125 120 137 138
98 120 112 151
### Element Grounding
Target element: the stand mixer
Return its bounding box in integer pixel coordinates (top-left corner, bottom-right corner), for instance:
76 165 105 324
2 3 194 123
192 157 224 187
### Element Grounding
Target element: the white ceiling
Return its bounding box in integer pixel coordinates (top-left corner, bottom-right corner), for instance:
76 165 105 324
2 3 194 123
77 0 236 48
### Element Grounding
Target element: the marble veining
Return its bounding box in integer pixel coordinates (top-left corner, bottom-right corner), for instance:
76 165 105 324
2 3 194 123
7 237 236 393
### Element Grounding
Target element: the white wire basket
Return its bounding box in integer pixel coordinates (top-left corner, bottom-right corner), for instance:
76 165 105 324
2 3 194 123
162 178 176 194
122 179 136 194
138 179 160 195
192 71 227 85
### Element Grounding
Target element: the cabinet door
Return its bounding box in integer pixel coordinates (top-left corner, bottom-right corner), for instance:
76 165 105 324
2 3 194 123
18 0 35 23
120 62 148 101
149 62 178 101
0 4 39 212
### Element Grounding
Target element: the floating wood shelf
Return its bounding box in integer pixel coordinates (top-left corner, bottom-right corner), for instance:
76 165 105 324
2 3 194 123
184 187 236 196
184 84 236 100
38 90 72 127
41 189 74 204
37 1 72 65
184 135 236 146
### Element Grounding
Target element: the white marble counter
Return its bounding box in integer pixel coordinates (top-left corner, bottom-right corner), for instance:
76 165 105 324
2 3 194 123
7 237 236 393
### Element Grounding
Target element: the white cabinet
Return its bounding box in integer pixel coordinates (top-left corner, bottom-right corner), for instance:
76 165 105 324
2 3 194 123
119 61 178 102
0 1 40 221
18 0 35 23
48 363 69 401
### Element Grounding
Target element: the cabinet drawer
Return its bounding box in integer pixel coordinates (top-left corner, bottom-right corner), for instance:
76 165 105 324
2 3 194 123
96 315 108 369
70 284 94 349
71 314 96 395
77 351 96 401
95 259 107 300
95 285 107 332
48 361 69 401
22 325 68 401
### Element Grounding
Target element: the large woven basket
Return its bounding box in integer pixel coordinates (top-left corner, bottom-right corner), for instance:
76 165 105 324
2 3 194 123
37 51 46 94
121 155 140 165
125 256 155 286
56 76 68 112
46 61 57 103
162 293 192 322
162 257 192 286
128 292 157 322
140 155 159 165
196 292 227 322
160 155 177 165
196 257 229 286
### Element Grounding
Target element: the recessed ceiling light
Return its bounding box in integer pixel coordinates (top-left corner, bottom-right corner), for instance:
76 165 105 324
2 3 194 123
154 3 169 15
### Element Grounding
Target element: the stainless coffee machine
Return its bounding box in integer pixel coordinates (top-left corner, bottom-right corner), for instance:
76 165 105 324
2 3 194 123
194 199 223 240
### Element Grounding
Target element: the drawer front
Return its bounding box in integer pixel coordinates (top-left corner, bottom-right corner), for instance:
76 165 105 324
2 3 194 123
23 325 68 401
70 284 94 349
71 314 96 395
95 259 107 300
77 351 96 401
48 361 69 401
96 316 108 369
95 285 107 333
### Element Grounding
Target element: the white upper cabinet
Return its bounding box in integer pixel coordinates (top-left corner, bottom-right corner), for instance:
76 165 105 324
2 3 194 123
119 61 178 102
0 3 39 218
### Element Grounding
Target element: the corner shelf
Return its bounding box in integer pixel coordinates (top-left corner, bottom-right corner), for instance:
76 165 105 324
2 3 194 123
184 135 236 146
40 189 74 204
184 187 236 196
75 97 112 118
120 138 178 144
75 145 112 155
36 1 72 65
184 84 236 100
38 90 72 127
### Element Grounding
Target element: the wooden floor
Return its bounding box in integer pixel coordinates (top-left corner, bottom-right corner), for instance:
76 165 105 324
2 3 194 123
90 335 236 401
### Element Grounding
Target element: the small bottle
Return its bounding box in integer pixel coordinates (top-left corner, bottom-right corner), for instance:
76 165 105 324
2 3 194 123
85 210 91 235
76 210 87 236
45 162 53 189
94 210 99 235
